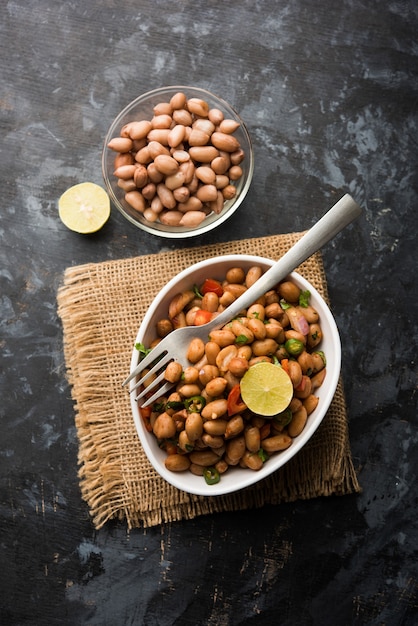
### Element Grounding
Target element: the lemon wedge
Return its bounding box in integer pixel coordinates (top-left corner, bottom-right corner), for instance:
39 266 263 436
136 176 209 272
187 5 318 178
58 182 110 234
240 361 293 416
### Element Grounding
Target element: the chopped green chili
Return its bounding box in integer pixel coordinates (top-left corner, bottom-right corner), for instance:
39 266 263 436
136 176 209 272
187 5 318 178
203 467 220 485
273 407 293 427
185 395 206 413
284 338 305 356
314 350 326 366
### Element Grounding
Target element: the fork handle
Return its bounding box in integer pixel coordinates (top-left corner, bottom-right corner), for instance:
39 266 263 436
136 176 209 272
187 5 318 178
205 194 362 330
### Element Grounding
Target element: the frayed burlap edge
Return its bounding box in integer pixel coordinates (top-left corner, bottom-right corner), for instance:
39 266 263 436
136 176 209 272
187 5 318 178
57 232 360 529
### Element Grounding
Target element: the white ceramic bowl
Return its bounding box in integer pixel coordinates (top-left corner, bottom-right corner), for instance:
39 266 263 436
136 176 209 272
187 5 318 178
130 254 341 496
102 86 254 238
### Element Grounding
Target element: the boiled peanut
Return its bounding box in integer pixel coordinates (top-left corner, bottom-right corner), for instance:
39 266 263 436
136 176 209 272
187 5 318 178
173 108 193 126
151 114 172 129
182 366 200 384
177 383 202 398
168 290 195 319
225 415 244 439
247 303 265 320
278 281 300 303
288 406 308 437
114 164 137 180
251 338 278 356
125 191 146 213
202 434 224 449
288 360 303 388
178 196 203 212
187 98 209 117
198 364 219 386
164 361 183 383
307 324 323 348
245 266 263 287
178 430 194 452
242 451 263 471
225 435 246 462
117 178 136 192
156 184 176 209
195 166 216 184
189 463 204 476
185 412 204 441
229 165 243 181
189 450 220 467
219 119 240 134
147 128 170 144
245 426 261 452
170 91 187 110
204 342 221 365
196 184 218 202
108 137 133 152
201 291 219 312
193 118 215 134
179 211 207 227
262 434 293 453
227 357 249 378
127 120 152 140
164 454 191 472
154 154 179 176
188 129 210 146
153 102 172 116
153 413 176 439
201 399 228 420
205 376 228 397
303 394 319 415
211 131 240 152
216 345 238 372
311 368 326 389
208 329 236 347
208 108 224 125
203 419 228 436
247 317 267 340
165 171 186 190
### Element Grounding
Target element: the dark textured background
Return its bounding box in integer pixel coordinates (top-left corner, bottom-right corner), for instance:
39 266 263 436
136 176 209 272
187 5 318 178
1 1 417 624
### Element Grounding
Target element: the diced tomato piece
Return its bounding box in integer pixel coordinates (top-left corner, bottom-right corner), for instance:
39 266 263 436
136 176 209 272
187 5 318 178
201 278 224 297
227 384 247 416
194 309 213 326
281 358 290 375
140 405 153 431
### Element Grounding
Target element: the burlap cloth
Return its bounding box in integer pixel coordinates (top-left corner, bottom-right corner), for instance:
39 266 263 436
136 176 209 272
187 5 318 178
57 232 360 529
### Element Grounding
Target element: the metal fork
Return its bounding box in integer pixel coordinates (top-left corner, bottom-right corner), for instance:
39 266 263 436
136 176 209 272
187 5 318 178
123 194 361 406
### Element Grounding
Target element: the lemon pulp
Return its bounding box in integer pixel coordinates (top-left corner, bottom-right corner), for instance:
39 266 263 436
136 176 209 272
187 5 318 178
58 182 110 233
240 361 293 416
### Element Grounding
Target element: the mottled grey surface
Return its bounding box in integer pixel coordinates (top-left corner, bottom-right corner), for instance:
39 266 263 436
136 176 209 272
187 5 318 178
1 1 417 624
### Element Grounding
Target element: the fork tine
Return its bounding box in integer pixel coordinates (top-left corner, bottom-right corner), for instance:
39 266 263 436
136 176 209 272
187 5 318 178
122 346 168 386
135 369 169 401
129 352 173 393
140 381 175 407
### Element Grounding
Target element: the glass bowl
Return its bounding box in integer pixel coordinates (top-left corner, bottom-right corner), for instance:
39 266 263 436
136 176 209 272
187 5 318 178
102 86 254 239
129 254 341 496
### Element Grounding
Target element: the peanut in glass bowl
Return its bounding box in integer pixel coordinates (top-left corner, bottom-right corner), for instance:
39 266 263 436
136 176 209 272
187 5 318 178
102 86 254 239
129 254 341 496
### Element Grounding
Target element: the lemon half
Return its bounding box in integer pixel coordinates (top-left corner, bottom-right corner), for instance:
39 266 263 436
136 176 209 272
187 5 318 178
240 361 293 416
58 182 110 234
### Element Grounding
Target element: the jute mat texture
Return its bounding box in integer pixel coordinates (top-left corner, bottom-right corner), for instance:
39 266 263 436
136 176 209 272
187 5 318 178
57 232 361 529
